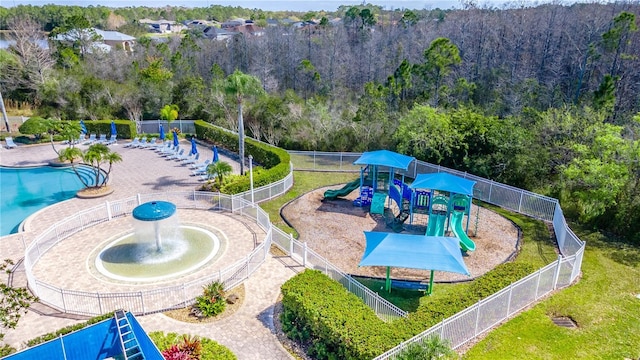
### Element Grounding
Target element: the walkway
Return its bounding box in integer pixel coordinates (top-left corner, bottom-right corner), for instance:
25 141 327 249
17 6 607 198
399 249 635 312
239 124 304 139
0 140 298 359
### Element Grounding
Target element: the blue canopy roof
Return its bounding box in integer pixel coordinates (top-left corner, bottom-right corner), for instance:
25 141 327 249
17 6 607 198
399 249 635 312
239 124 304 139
409 172 476 196
353 150 415 171
359 232 470 275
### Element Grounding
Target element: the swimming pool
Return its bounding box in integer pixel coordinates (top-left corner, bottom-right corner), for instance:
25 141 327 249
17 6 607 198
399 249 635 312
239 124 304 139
0 165 97 236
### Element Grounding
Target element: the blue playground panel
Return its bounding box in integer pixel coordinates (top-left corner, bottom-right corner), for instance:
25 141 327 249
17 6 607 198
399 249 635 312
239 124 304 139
353 186 373 207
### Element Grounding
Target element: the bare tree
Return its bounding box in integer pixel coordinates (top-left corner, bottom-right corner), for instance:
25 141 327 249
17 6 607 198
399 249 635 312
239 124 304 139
5 16 54 96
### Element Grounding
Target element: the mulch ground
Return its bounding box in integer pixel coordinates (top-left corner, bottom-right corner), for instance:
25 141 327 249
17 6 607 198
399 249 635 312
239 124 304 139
281 186 520 283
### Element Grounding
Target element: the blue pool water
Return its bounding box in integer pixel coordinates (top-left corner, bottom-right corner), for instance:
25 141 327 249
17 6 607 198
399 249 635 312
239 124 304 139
0 166 97 236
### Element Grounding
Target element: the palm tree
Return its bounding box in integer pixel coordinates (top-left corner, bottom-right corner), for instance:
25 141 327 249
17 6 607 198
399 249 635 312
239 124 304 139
206 161 233 187
82 143 122 187
60 143 122 189
224 70 265 175
58 146 89 187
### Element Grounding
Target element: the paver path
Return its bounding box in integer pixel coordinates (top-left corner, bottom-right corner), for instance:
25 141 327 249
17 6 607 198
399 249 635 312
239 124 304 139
1 142 298 359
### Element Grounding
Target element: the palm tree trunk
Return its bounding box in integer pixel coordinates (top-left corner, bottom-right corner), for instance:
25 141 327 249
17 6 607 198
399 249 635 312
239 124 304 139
238 101 245 175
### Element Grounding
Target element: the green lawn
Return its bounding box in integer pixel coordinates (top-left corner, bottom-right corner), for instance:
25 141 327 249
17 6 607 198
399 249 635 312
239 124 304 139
262 171 640 359
463 228 640 359
260 170 358 236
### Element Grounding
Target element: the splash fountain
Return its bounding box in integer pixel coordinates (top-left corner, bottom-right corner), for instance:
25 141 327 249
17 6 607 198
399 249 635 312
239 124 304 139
95 201 221 282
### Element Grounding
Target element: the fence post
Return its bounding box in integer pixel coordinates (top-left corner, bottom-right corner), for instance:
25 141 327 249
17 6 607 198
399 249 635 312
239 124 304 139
488 180 493 203
340 152 343 170
552 255 563 290
518 192 524 212
246 255 250 278
535 269 542 299
440 318 446 337
474 300 482 336
61 289 67 313
313 150 317 170
303 242 308 267
137 193 142 205
506 284 513 316
97 293 103 314
106 201 112 221
140 291 145 315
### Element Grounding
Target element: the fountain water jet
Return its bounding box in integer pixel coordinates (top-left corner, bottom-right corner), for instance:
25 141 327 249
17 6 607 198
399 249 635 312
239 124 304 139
94 201 222 282
132 201 176 251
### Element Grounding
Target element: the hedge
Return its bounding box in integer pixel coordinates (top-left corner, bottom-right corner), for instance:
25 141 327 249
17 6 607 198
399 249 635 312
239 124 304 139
81 120 136 139
26 312 115 346
281 263 537 359
194 120 291 195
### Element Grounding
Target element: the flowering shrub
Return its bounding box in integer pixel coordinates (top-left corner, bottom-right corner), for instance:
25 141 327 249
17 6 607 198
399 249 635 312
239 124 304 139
160 335 202 360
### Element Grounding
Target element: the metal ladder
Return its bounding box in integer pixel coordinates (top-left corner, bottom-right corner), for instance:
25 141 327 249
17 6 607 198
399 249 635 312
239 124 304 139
114 310 145 360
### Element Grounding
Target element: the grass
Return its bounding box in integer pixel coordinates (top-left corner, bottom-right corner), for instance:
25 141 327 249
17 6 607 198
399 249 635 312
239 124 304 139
463 226 640 359
263 170 640 358
260 170 358 236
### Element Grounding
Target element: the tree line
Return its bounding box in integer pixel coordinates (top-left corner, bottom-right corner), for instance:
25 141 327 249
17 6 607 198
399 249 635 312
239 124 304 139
1 3 640 244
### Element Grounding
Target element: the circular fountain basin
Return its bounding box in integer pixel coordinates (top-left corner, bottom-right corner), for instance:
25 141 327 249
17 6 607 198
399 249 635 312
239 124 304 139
95 225 220 282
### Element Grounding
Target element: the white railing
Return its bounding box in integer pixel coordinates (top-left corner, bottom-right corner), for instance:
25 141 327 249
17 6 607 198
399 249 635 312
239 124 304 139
286 151 586 358
23 192 272 317
21 166 405 321
270 228 408 322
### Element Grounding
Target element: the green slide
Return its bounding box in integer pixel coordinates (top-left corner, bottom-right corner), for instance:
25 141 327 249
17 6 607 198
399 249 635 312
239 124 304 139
323 179 361 200
450 210 476 252
426 213 447 236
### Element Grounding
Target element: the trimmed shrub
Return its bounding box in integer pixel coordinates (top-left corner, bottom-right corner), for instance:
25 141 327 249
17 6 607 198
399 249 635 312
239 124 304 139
194 120 291 195
19 116 49 139
81 120 136 139
281 270 400 360
26 312 115 346
281 262 538 359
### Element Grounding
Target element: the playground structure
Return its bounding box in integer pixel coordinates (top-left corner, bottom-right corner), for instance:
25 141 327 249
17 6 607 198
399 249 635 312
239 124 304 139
323 150 478 255
321 150 480 294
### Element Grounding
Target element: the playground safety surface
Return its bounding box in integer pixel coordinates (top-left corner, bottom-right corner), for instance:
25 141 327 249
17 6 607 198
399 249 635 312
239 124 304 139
282 186 520 282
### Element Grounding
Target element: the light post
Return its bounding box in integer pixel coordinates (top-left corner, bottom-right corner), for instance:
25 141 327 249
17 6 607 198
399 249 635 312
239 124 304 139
248 154 254 204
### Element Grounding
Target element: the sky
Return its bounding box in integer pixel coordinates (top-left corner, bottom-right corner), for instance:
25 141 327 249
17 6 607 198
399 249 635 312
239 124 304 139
0 0 569 12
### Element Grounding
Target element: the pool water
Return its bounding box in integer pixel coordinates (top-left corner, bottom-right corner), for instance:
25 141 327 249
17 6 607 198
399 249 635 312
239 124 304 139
0 166 97 236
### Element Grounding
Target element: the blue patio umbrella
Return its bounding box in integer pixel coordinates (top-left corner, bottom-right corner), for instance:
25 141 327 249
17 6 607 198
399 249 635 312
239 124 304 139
190 137 198 155
80 120 87 134
110 121 117 136
159 125 165 140
212 146 219 163
173 131 179 147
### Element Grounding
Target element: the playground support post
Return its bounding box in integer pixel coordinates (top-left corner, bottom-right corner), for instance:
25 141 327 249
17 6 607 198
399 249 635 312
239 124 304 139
386 266 391 293
428 270 435 295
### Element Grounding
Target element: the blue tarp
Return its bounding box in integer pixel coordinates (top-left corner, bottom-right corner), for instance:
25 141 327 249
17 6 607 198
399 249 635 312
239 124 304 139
359 232 470 275
353 150 415 171
409 172 476 196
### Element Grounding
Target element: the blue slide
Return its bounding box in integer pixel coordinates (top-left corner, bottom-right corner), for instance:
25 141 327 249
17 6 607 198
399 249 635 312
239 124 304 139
450 210 476 252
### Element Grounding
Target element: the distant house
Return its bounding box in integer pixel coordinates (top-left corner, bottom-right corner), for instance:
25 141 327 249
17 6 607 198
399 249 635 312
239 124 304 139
52 27 135 53
202 26 237 41
139 19 185 34
266 19 279 27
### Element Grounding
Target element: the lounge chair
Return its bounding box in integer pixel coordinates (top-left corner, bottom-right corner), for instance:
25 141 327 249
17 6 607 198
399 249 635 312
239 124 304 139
134 137 148 148
140 137 156 148
4 137 18 149
83 134 97 145
167 149 184 160
154 141 171 153
174 150 193 162
106 134 117 145
124 137 140 148
191 162 212 176
182 153 200 165
96 134 107 144
160 145 179 157
190 159 210 170
73 134 85 144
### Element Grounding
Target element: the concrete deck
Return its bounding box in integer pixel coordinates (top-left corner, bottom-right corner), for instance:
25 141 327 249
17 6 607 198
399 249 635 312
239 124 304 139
0 140 298 359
